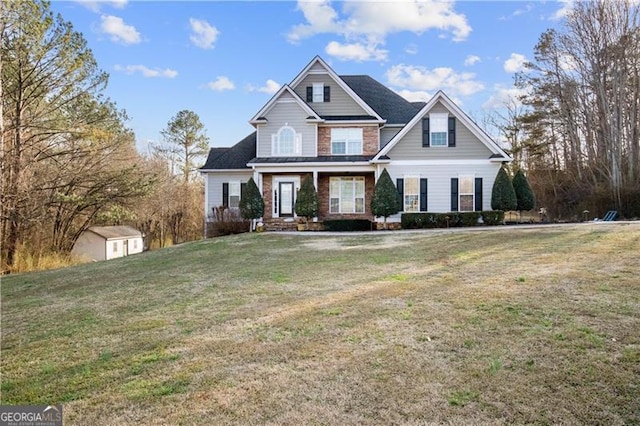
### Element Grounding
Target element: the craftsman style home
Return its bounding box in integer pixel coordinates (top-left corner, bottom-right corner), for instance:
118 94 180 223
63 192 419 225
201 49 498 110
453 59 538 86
200 56 511 229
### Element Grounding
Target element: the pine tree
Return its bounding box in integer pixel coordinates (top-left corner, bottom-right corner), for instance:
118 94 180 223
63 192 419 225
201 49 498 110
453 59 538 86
294 174 319 229
513 169 536 213
370 169 400 229
491 167 517 212
239 178 264 231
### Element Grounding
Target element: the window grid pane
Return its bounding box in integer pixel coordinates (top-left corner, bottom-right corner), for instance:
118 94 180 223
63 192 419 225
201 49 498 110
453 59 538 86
460 195 474 212
331 128 362 155
330 177 366 214
313 83 323 102
404 177 419 212
431 132 447 146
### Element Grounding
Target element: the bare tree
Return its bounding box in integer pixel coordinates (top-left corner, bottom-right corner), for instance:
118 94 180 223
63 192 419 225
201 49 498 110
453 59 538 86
517 0 640 218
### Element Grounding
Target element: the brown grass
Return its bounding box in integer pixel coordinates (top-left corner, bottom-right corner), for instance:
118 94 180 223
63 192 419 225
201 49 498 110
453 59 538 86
2 223 639 425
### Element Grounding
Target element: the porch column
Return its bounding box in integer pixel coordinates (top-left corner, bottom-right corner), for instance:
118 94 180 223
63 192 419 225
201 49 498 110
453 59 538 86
313 170 319 222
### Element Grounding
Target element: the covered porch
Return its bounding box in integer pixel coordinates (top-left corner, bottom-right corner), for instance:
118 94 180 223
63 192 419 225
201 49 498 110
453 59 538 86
250 162 378 230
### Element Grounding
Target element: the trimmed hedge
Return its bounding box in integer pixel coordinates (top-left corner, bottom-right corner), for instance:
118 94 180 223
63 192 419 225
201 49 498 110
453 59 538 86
323 219 374 232
401 211 505 229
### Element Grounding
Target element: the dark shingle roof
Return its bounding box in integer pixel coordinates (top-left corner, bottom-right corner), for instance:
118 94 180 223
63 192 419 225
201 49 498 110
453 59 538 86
248 155 374 164
340 75 421 125
320 115 378 121
200 132 256 170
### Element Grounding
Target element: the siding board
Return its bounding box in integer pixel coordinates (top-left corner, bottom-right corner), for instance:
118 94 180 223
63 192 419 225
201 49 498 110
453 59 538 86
388 101 493 160
256 101 316 157
293 74 368 116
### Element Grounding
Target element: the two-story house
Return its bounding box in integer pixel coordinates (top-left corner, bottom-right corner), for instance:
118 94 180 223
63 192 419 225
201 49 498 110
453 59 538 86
200 56 511 229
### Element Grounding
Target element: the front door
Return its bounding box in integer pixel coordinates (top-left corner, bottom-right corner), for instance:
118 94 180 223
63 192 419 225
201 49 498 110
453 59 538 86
279 182 294 217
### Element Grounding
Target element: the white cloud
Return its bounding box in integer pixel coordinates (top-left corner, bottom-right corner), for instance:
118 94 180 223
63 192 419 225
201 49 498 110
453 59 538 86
551 0 575 20
394 89 433 103
504 53 527 73
325 40 388 62
114 64 177 78
464 55 481 67
288 0 471 62
207 76 235 91
404 44 418 55
77 0 128 12
386 64 485 98
482 85 530 109
189 18 219 49
100 15 141 44
259 80 281 94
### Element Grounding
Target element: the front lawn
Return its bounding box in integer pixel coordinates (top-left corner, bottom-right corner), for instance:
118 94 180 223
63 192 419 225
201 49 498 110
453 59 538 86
2 223 639 424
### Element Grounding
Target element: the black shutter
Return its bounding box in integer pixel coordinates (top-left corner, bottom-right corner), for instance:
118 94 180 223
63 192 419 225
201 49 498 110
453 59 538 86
222 182 229 208
451 178 459 212
396 178 404 211
420 179 428 212
306 86 313 102
422 118 430 147
324 85 330 102
448 117 456 147
241 182 247 198
475 178 483 211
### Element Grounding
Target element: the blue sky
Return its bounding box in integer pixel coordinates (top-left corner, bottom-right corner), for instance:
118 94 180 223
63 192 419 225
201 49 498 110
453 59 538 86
50 1 572 152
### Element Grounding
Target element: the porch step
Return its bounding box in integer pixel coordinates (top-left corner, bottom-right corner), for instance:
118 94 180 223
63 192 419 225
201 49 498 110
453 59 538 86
262 219 299 232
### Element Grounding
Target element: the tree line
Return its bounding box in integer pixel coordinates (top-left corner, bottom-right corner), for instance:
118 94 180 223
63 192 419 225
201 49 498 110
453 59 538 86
506 0 640 219
1 1 208 272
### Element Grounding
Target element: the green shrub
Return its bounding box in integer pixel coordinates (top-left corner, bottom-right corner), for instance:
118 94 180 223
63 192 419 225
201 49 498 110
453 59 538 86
492 167 517 211
323 219 373 232
401 211 504 229
481 210 505 226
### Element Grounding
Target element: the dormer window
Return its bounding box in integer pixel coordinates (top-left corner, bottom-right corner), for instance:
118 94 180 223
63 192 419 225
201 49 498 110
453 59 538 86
422 114 456 148
272 124 302 156
306 83 330 103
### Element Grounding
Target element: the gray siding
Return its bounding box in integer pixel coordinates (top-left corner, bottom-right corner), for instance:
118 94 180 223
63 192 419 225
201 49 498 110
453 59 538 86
387 101 494 160
384 162 501 215
380 127 401 150
257 100 316 157
293 74 368 117
205 172 253 219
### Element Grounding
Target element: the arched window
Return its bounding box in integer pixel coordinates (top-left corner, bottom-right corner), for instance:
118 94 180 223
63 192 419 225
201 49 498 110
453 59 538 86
272 124 302 156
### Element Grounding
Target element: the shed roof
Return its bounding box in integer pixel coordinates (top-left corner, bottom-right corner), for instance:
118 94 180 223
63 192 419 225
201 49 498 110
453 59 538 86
88 226 142 240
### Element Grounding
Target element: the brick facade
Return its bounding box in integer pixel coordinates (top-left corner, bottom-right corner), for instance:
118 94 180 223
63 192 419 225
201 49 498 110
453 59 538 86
317 125 379 156
261 172 375 222
317 173 375 220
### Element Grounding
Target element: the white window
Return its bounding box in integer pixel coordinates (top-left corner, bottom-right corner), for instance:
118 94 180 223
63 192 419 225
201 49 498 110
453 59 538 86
229 182 241 208
331 128 363 155
430 113 448 147
313 83 324 103
133 239 138 250
112 242 118 253
330 177 365 214
404 177 420 212
459 176 474 212
271 125 302 156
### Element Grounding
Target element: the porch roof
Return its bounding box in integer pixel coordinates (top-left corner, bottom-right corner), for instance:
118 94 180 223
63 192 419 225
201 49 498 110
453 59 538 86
248 155 375 165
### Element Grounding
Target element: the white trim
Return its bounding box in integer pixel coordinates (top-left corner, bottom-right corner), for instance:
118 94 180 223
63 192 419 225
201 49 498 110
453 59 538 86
374 91 512 161
251 164 375 174
458 174 476 212
403 175 421 213
289 56 385 123
272 175 301 218
249 85 321 124
204 175 209 220
388 159 499 166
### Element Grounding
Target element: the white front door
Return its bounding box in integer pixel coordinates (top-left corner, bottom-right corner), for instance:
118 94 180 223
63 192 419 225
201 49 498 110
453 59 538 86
279 182 294 217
